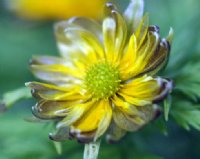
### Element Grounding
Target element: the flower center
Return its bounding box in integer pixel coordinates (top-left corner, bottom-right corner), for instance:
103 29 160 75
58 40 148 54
85 62 121 99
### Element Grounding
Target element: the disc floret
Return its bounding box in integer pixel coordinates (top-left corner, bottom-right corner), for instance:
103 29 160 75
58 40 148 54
85 62 121 99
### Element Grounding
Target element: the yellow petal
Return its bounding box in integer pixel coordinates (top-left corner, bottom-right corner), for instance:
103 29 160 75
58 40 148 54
57 100 96 128
31 64 84 84
119 76 160 106
94 100 112 140
38 86 86 101
103 3 127 63
120 22 171 79
112 95 138 115
72 100 112 134
119 34 137 73
26 81 85 101
120 30 160 80
55 18 104 62
119 75 173 106
135 14 149 48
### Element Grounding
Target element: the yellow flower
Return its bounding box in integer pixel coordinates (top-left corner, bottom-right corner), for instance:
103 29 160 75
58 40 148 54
7 0 106 20
26 2 173 143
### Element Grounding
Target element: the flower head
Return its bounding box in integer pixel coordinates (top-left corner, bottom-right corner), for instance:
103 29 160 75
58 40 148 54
26 2 173 143
7 0 106 20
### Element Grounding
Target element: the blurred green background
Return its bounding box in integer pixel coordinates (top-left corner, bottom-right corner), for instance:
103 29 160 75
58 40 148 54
0 0 200 159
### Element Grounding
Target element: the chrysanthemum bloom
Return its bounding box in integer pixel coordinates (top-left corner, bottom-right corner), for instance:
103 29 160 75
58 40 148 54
26 2 173 143
6 0 106 20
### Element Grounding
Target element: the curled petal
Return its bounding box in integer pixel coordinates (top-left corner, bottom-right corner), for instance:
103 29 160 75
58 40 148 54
30 56 67 65
153 78 173 103
94 100 112 141
57 100 96 129
54 17 103 59
106 121 126 143
49 127 70 142
149 25 160 33
56 27 105 67
31 64 83 79
113 105 159 132
32 100 75 119
26 81 69 92
69 130 96 143
124 0 144 32
119 34 137 72
120 18 172 79
112 95 139 115
55 17 102 43
103 3 127 63
120 28 160 80
67 100 112 141
26 82 85 101
135 14 149 48
119 75 173 106
29 56 83 85
142 38 171 75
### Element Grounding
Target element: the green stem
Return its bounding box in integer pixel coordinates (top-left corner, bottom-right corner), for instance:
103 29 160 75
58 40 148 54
83 140 101 159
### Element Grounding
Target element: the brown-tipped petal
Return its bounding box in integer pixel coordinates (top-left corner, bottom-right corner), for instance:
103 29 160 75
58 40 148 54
69 128 96 143
32 100 76 119
153 78 173 103
142 38 171 76
149 25 160 33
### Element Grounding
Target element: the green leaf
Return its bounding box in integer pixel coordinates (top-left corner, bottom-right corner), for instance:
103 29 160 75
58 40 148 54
164 95 172 121
0 87 31 109
173 62 200 101
171 101 200 131
53 141 62 155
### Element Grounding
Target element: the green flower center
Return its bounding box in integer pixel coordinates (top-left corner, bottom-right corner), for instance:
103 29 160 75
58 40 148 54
85 62 121 99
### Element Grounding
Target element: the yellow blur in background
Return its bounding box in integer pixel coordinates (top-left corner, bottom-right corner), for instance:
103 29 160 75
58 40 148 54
7 0 106 20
